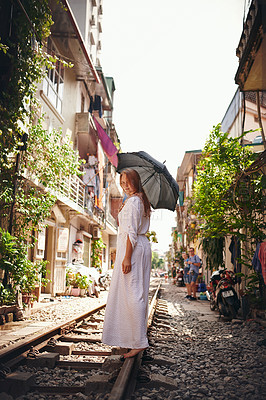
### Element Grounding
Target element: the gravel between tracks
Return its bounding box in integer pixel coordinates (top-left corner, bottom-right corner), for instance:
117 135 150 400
133 282 266 400
0 292 108 351
3 282 266 400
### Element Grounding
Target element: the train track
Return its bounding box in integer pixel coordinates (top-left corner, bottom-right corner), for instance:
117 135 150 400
0 281 161 399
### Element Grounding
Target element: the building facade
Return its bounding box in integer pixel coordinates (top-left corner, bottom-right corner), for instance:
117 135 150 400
173 0 266 290
32 0 122 297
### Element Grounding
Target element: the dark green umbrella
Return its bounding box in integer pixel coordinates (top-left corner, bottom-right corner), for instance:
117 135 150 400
117 151 179 211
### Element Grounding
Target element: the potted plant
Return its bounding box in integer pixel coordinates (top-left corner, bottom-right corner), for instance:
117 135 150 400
70 273 82 296
19 259 48 306
0 229 49 307
65 267 75 295
78 275 90 296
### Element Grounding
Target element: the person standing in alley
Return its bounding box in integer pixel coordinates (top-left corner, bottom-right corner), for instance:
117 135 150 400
182 251 191 299
102 169 152 358
188 247 201 300
172 264 177 285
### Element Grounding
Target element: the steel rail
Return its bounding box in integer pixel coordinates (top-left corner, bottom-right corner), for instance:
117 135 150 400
0 302 106 367
109 282 161 400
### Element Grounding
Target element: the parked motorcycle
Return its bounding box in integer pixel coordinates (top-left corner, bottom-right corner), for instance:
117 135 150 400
176 269 184 287
206 269 240 319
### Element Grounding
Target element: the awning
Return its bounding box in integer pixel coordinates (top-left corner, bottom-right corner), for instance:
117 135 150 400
235 0 266 91
48 0 100 83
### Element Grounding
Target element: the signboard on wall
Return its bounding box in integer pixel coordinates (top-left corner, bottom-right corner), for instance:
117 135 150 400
57 228 69 252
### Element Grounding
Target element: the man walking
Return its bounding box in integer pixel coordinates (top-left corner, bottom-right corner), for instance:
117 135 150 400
182 251 191 299
187 247 201 300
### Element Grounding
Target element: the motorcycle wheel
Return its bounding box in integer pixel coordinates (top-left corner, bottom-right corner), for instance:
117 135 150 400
210 295 216 311
228 304 236 320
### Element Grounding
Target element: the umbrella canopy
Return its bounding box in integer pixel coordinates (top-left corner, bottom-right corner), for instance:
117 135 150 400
117 151 179 211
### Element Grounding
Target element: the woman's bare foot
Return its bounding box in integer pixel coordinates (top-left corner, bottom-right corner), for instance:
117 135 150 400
123 348 146 358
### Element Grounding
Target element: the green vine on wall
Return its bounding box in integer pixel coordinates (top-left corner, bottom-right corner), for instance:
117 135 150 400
91 235 106 273
0 1 83 303
191 124 265 305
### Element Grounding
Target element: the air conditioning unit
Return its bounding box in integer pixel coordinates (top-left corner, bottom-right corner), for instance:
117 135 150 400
93 227 100 239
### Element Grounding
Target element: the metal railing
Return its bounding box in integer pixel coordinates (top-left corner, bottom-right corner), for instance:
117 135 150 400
57 174 104 226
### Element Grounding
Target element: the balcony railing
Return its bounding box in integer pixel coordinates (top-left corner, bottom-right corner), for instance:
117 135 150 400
106 211 117 229
57 174 104 226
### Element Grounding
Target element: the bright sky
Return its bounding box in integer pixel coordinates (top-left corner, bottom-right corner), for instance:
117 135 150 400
101 0 245 255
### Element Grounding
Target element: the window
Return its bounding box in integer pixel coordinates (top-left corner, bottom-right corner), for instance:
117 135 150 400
43 37 64 114
56 251 67 260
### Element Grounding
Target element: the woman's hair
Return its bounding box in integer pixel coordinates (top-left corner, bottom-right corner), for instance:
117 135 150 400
120 169 151 217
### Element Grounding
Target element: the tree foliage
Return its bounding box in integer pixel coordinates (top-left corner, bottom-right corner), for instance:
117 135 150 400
0 0 52 157
192 124 265 275
201 237 225 270
151 252 164 270
0 1 82 301
192 125 264 241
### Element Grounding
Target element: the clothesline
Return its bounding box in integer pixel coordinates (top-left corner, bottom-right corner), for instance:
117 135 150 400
83 160 120 205
83 159 109 186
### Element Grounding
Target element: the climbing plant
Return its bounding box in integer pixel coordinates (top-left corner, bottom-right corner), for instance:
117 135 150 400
191 124 265 293
192 125 265 240
0 1 82 301
201 237 225 270
91 235 106 273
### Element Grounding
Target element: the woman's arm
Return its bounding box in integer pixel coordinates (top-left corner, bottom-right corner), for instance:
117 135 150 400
122 235 133 274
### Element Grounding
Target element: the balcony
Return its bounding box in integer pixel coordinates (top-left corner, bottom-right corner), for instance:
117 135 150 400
57 174 104 226
103 202 118 235
106 211 117 228
235 0 266 91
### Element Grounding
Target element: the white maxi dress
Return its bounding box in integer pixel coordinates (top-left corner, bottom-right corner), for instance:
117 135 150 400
102 195 151 349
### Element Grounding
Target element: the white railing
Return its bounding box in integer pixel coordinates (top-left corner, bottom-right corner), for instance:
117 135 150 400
57 174 104 226
106 211 117 228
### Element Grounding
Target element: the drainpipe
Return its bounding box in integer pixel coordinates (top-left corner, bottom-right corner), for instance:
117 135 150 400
241 91 246 145
256 91 266 150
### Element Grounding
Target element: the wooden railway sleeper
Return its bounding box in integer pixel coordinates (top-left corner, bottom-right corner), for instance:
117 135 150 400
0 363 11 378
136 371 151 384
60 321 76 335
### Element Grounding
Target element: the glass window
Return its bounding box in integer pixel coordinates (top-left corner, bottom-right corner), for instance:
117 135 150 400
43 37 64 114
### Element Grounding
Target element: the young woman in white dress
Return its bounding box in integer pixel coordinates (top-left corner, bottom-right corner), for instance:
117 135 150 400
102 169 152 358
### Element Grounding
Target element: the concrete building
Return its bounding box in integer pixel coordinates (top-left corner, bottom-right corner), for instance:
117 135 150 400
173 0 266 290
175 151 202 251
174 151 208 278
32 0 122 298
222 88 265 151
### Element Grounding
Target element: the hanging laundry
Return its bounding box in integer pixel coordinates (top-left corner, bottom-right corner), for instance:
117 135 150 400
89 95 102 117
83 155 98 187
258 241 266 285
93 116 118 167
229 236 242 282
94 173 101 209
